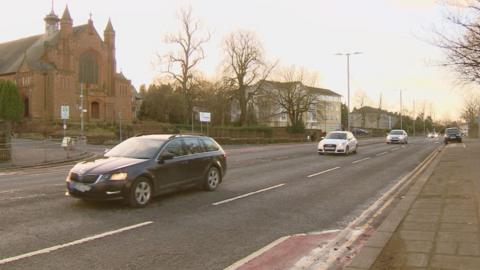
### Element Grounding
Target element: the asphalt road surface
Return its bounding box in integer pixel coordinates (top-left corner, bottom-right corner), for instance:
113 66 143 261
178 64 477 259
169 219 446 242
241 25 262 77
0 137 441 270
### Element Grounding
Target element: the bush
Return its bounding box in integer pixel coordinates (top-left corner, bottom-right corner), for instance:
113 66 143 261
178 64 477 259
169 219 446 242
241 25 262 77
286 122 305 134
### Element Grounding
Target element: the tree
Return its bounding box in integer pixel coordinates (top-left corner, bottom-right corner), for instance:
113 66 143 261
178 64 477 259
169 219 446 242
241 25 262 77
0 80 23 162
0 80 23 122
436 1 480 84
272 66 318 132
222 30 274 126
161 7 209 124
139 84 186 123
354 90 368 128
461 95 480 137
341 103 348 130
195 80 232 126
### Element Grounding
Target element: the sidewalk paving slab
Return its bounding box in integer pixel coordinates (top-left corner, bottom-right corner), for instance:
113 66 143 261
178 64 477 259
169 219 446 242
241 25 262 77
347 139 480 270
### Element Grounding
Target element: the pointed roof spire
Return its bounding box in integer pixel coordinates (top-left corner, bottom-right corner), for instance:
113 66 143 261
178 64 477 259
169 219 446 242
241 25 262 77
61 5 72 21
105 18 115 32
49 0 55 14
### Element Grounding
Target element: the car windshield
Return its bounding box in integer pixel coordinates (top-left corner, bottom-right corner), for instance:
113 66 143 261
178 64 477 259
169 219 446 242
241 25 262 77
446 128 459 134
326 133 347 140
390 130 404 135
105 137 166 159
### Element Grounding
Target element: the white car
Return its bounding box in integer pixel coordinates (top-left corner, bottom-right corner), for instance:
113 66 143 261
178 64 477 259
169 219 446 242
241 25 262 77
386 129 408 144
318 131 358 155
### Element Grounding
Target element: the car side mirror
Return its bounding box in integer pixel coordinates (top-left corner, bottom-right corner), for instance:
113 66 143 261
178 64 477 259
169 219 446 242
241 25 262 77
158 152 175 163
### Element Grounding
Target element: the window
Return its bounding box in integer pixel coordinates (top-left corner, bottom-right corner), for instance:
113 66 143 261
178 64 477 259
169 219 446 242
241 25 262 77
163 139 186 157
201 138 220 152
79 51 98 84
91 101 100 119
184 138 205 154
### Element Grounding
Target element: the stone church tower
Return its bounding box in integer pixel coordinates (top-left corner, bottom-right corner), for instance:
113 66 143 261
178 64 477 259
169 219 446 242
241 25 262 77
0 5 134 124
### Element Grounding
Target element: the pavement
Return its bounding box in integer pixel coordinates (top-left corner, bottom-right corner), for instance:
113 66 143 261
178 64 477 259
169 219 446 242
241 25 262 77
345 139 480 270
0 138 105 170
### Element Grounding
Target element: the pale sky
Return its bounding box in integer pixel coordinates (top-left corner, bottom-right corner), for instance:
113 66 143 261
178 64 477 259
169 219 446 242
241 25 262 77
1 0 477 121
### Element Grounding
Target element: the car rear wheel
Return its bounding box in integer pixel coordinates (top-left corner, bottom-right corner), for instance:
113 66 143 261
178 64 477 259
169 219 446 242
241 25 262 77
127 177 152 208
204 166 221 191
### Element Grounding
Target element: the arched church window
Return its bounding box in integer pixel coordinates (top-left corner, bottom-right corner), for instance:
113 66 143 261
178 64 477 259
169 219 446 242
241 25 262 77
91 101 100 119
79 51 98 84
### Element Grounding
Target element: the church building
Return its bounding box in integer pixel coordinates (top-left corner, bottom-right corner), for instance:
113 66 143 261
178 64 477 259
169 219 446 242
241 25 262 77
0 6 134 123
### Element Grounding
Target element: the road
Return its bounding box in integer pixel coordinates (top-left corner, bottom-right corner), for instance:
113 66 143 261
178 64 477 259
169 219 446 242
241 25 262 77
0 137 441 270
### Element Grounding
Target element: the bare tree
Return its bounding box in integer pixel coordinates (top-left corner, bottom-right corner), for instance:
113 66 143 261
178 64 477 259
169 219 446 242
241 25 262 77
435 1 480 84
161 7 210 124
354 90 368 128
222 30 274 126
273 66 318 130
461 95 480 136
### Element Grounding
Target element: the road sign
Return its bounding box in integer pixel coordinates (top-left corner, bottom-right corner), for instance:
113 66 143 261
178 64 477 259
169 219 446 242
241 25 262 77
199 112 211 122
61 106 70 120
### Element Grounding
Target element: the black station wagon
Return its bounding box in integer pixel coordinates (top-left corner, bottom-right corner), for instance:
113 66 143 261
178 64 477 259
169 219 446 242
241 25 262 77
66 134 227 207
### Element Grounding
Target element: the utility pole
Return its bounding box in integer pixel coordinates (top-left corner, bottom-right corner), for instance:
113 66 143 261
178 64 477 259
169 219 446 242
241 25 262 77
335 51 362 131
413 100 416 136
398 89 403 130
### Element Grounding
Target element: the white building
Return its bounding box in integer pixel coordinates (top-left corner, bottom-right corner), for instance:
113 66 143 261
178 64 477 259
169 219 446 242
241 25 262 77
231 80 342 132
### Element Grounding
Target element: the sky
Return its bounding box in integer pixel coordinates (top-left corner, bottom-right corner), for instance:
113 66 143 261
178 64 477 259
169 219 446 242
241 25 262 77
1 0 477 121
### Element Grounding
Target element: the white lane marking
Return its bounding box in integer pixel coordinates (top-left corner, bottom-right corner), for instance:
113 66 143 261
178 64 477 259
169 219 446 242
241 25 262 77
0 172 18 176
212 184 286 206
226 229 341 270
307 167 341 178
462 143 466 148
435 141 440 144
352 157 371 164
0 189 20 194
0 194 47 201
375 151 388 157
0 221 153 265
401 145 406 148
225 235 291 270
52 183 66 187
390 147 400 151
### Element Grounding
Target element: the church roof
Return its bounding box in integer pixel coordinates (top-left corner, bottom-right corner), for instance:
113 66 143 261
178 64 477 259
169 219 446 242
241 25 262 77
0 24 88 75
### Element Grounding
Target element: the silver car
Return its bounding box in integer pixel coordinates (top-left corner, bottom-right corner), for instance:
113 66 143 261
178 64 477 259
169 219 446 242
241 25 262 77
386 129 408 144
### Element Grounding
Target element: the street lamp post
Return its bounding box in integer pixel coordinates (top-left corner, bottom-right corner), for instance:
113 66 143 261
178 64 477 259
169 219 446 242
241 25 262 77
335 52 362 131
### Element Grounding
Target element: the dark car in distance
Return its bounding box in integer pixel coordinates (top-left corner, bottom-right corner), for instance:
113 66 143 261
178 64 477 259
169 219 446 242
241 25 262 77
351 128 369 136
444 127 462 144
66 134 227 207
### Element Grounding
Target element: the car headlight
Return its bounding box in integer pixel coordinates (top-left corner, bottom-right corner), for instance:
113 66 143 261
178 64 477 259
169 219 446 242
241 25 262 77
109 172 128 181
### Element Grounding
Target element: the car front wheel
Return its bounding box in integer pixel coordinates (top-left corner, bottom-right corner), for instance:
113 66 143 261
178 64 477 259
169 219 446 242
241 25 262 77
127 177 152 207
204 166 221 191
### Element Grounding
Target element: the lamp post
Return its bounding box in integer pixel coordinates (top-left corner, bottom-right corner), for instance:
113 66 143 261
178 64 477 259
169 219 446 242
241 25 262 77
335 52 362 131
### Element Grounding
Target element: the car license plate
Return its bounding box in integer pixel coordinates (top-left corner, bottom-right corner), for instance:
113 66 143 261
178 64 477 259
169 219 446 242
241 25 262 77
325 147 334 150
450 136 456 139
72 182 91 192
